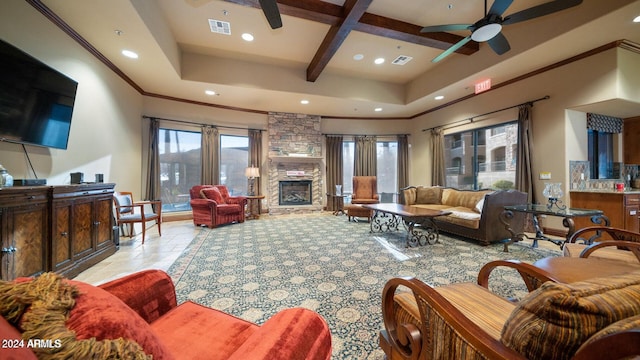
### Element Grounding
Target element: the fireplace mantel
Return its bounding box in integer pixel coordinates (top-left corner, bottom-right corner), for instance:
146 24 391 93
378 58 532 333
269 156 323 163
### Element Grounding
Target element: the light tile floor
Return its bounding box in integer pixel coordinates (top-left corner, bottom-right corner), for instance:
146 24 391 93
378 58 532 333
74 220 198 285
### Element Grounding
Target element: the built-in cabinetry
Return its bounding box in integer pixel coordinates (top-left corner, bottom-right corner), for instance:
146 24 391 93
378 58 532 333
0 184 117 280
570 191 640 233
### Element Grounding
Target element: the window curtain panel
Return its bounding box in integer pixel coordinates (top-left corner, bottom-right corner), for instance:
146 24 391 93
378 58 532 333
145 118 161 204
430 128 446 186
397 134 409 190
201 126 219 185
354 136 377 176
248 129 262 195
325 136 343 211
516 103 536 203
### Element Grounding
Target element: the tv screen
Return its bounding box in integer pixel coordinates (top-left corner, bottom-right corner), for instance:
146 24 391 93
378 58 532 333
0 38 78 150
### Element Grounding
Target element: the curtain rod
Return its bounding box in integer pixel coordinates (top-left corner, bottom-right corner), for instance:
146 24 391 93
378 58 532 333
142 115 265 132
322 133 410 137
421 95 550 132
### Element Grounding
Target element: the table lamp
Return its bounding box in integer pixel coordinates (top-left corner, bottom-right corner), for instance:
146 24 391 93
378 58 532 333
245 166 260 195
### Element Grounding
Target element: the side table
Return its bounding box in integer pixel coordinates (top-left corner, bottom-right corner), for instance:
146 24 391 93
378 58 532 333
326 193 346 215
500 204 609 252
245 195 265 220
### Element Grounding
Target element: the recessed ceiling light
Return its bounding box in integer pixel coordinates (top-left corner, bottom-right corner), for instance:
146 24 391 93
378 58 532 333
300 100 309 105
121 50 138 59
374 107 383 112
634 15 640 23
374 57 385 65
353 54 364 61
205 90 217 96
241 33 254 41
435 95 445 100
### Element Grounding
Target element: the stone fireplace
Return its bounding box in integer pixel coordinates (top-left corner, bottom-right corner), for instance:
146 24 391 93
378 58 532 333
268 113 324 215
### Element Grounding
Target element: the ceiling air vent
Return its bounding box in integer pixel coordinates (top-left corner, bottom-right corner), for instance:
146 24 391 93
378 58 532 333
209 19 231 35
392 55 413 65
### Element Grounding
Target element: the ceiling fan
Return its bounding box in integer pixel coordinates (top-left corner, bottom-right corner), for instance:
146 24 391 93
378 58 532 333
258 0 282 29
421 0 583 63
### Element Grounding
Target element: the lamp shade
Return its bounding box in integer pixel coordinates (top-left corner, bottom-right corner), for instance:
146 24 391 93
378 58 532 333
245 167 260 178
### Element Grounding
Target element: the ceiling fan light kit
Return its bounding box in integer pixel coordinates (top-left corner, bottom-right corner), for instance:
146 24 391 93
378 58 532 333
421 0 583 62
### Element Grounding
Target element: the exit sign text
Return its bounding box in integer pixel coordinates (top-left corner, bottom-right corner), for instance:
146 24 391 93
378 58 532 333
474 79 492 94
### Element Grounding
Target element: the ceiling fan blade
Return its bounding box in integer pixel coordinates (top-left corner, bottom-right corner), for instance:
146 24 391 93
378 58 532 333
258 0 282 29
432 36 472 63
488 0 514 16
502 0 583 25
487 32 510 55
421 24 471 33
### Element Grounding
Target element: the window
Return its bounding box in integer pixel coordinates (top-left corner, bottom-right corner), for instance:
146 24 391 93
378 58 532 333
159 129 202 212
220 135 249 195
377 141 398 195
341 139 398 199
444 122 517 190
588 129 614 179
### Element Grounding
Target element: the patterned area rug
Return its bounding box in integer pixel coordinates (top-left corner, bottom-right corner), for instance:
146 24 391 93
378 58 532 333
167 213 560 359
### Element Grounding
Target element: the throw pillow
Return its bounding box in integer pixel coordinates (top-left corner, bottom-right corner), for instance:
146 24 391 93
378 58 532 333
415 187 442 204
402 188 417 205
500 270 640 360
200 187 225 204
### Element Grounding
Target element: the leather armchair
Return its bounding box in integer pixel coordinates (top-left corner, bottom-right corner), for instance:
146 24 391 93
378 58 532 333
351 176 379 205
190 185 247 228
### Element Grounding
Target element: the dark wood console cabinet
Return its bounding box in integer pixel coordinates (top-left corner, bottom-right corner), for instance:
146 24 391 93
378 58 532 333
1 184 117 280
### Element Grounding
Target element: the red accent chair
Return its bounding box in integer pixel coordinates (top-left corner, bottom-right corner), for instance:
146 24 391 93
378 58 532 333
0 270 332 360
190 185 247 228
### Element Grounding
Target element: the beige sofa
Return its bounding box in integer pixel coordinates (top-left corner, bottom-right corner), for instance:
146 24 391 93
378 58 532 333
400 186 527 245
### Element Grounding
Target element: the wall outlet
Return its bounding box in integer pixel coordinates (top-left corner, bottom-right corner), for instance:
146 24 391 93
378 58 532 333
539 172 551 180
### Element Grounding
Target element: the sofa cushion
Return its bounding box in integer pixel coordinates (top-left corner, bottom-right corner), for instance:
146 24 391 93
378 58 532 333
151 301 258 360
67 280 172 359
402 187 417 205
200 187 225 204
217 204 242 215
501 270 640 360
415 187 442 204
441 189 491 209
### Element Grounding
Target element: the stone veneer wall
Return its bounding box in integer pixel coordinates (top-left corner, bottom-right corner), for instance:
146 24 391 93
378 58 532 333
268 113 323 215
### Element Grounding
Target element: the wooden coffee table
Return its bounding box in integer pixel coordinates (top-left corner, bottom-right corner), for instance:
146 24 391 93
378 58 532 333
363 203 451 247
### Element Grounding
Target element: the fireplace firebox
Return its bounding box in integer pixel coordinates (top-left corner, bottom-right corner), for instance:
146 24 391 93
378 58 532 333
279 180 312 205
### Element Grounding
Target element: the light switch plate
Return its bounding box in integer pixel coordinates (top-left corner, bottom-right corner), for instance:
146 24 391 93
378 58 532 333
539 172 551 180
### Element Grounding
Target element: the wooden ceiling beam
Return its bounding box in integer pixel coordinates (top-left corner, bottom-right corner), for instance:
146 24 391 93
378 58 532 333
306 0 373 82
222 0 478 80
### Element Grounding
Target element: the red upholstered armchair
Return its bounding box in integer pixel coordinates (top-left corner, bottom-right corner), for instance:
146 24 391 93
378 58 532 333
190 185 247 228
0 270 332 360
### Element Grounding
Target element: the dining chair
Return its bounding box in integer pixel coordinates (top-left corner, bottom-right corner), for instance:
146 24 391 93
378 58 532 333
113 192 162 244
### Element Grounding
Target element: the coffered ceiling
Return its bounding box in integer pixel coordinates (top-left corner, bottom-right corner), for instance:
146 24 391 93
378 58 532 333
38 0 640 118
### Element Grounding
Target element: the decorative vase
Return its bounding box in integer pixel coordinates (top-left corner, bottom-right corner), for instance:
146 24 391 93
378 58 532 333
335 185 342 195
0 164 13 187
542 182 564 209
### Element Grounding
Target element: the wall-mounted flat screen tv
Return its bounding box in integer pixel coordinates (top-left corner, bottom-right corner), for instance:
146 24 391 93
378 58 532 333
0 38 78 150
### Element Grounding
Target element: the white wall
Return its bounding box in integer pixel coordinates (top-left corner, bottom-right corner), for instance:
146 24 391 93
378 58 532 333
0 1 143 196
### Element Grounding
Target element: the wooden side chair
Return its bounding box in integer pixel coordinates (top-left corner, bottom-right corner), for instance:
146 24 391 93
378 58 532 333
113 192 162 244
564 226 640 264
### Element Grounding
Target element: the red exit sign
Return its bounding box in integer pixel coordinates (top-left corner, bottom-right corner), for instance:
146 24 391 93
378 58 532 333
474 79 492 94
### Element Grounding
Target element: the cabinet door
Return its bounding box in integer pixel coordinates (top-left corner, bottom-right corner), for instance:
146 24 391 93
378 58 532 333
52 201 73 273
95 195 113 248
1 203 48 280
72 198 95 259
625 205 639 233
